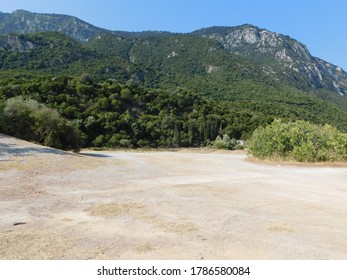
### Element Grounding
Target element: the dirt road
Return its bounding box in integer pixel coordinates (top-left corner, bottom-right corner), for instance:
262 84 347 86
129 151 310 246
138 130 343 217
1 134 347 259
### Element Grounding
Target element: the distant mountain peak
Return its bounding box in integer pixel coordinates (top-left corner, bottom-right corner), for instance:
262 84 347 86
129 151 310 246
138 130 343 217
12 9 30 14
0 10 107 42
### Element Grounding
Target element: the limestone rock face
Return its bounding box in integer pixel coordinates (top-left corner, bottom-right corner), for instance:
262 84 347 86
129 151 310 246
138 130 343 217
0 35 35 51
194 25 347 96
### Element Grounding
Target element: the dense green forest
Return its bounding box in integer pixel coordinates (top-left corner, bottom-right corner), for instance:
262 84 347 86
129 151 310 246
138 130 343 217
0 74 273 149
1 73 347 151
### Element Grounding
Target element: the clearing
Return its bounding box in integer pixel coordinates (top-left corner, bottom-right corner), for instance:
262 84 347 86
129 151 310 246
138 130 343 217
1 134 347 259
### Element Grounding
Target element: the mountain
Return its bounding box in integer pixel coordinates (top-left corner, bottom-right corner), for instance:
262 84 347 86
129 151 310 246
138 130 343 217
0 10 107 42
1 10 346 98
2 11 347 147
1 12 347 121
193 25 347 96
1 31 347 135
0 32 133 82
0 10 174 41
87 33 278 92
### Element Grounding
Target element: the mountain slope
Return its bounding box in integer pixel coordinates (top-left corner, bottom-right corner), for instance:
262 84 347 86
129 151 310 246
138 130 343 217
85 32 347 113
193 25 347 96
0 32 133 81
0 10 107 42
1 10 346 97
1 10 347 135
0 10 175 41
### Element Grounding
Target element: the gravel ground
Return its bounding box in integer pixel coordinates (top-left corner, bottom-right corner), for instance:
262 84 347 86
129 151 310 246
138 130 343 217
1 134 347 260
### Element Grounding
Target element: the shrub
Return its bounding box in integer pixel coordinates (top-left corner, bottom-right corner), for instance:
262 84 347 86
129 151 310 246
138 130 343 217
3 97 81 151
233 144 245 150
248 119 347 162
119 138 133 148
3 97 38 140
213 134 235 150
93 135 106 147
137 139 151 147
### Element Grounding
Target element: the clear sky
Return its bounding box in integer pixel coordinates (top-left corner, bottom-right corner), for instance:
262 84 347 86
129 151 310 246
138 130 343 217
1 0 346 70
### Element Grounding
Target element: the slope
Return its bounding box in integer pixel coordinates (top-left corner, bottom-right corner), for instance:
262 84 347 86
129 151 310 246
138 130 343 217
1 12 347 140
193 25 347 96
0 9 107 42
0 32 132 82
85 33 347 133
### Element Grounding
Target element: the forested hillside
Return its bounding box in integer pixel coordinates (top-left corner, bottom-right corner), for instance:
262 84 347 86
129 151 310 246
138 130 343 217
0 75 265 148
1 73 347 151
1 11 347 150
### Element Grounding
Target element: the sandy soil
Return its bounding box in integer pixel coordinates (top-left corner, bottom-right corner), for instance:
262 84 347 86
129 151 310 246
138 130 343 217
1 133 347 260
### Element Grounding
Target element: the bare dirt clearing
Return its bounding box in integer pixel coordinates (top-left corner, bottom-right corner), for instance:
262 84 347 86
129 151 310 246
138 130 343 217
1 134 347 259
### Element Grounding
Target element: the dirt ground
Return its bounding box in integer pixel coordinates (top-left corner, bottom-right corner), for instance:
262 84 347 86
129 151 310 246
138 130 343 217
1 133 347 260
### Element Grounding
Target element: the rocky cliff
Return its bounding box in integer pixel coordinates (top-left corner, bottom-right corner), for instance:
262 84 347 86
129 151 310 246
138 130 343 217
193 25 347 95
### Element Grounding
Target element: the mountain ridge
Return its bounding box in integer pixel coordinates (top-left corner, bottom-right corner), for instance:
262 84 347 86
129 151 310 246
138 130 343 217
193 25 347 96
0 9 346 97
0 9 107 42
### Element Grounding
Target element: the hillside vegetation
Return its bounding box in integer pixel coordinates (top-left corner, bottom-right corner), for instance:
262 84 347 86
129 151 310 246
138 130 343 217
0 74 269 148
0 13 347 159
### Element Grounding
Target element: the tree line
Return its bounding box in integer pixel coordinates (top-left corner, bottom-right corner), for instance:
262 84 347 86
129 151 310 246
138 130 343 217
0 74 271 150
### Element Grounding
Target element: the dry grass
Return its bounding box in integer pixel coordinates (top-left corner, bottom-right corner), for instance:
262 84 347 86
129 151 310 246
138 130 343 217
87 203 146 218
0 228 75 260
85 147 247 154
0 153 109 173
266 222 296 233
247 155 347 167
86 202 197 234
135 242 155 253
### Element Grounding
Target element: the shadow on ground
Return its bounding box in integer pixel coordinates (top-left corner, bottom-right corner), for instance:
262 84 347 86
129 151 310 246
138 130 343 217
78 152 112 158
0 134 70 160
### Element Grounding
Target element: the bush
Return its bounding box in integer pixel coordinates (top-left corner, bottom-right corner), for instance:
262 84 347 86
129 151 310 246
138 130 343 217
213 134 235 150
3 97 38 140
3 97 81 151
248 119 347 162
137 139 151 147
93 135 106 147
233 144 245 150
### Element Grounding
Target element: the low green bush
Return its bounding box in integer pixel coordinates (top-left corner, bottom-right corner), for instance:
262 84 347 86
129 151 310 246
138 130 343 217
233 144 245 150
2 97 82 151
213 134 236 150
248 119 347 162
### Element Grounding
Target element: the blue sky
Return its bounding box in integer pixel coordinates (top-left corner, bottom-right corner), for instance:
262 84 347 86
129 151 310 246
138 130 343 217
1 0 347 70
